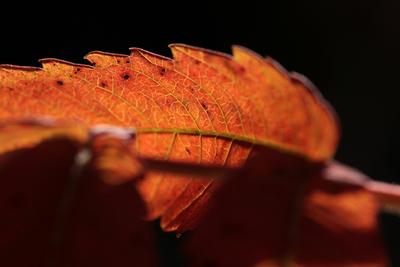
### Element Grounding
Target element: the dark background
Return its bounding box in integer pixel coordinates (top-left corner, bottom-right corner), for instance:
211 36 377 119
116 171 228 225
1 0 399 265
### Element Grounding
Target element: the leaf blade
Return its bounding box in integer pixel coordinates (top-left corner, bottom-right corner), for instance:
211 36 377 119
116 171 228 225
0 44 339 231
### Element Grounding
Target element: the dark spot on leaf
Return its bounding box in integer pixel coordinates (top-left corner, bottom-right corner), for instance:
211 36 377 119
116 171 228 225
125 59 130 64
100 82 107 87
73 68 81 75
159 67 166 76
236 66 246 74
7 87 14 91
122 73 130 80
194 59 201 65
56 80 64 86
185 147 191 155
201 101 208 110
117 59 121 63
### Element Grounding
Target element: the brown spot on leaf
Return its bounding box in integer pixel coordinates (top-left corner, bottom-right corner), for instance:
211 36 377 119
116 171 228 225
236 66 246 74
185 147 191 155
74 68 81 75
122 73 130 80
201 101 208 110
159 67 166 76
56 80 64 86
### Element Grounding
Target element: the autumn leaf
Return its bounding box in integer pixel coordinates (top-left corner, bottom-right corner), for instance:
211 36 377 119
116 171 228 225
1 44 400 267
0 119 157 267
184 148 388 267
0 44 338 232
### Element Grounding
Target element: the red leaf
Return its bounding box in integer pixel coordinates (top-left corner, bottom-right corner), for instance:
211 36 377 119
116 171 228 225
185 148 388 267
0 120 157 267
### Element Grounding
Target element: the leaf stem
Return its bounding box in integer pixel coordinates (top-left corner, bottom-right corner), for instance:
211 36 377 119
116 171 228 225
365 180 400 215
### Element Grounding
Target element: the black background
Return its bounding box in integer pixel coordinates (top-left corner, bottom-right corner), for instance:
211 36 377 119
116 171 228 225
1 0 399 265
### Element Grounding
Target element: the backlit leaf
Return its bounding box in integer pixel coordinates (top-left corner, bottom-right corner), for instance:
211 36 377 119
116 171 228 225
0 44 339 231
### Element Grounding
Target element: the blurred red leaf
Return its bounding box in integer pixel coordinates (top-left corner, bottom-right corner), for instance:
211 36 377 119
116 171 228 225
0 120 157 267
185 147 388 267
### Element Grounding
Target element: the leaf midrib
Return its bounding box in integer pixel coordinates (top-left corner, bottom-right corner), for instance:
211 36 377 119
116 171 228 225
137 127 307 160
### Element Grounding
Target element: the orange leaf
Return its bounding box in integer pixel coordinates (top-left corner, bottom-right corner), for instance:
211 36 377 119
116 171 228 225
0 44 339 231
0 118 87 154
184 149 388 267
0 120 157 267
